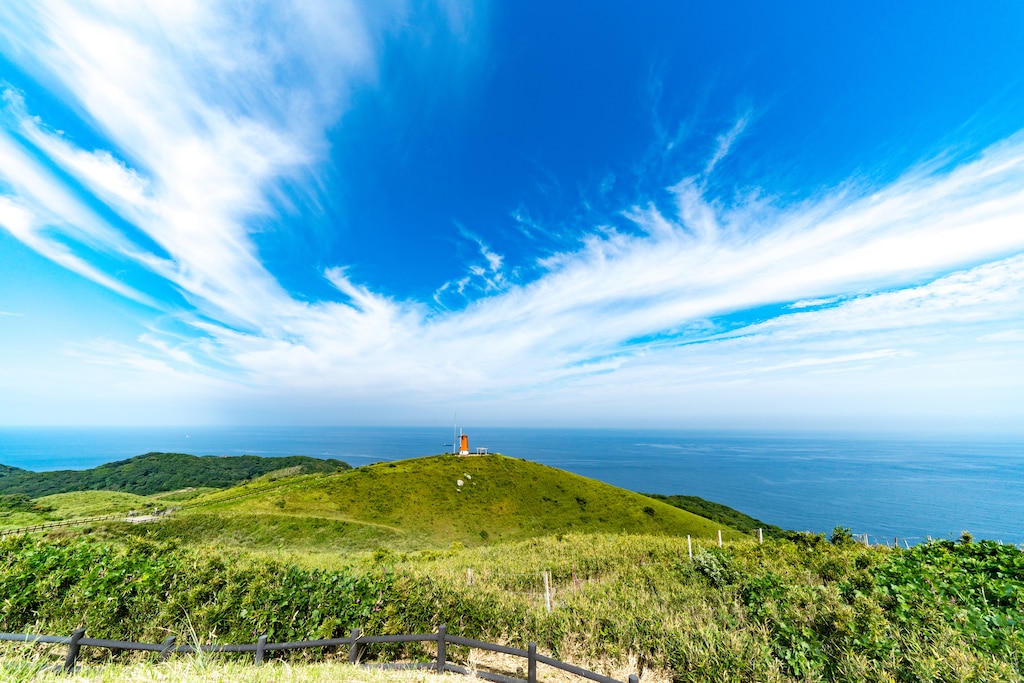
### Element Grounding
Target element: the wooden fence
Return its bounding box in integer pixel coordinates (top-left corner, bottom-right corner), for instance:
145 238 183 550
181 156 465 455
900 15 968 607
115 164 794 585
0 514 124 537
0 624 639 683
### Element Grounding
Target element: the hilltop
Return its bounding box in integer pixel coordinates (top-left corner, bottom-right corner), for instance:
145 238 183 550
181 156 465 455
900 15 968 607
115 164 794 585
0 452 349 497
125 454 741 551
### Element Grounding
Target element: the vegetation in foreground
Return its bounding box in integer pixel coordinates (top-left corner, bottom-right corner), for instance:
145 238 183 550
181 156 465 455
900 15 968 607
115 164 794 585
2 530 1023 683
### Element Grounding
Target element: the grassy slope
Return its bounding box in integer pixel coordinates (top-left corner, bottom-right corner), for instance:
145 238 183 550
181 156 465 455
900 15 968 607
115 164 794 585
129 455 740 552
148 487 219 502
40 490 160 518
0 453 350 497
0 490 160 530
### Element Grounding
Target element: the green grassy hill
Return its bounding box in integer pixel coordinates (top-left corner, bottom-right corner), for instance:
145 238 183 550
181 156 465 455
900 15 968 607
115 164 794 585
0 490 160 530
127 454 742 551
0 452 350 497
38 490 157 518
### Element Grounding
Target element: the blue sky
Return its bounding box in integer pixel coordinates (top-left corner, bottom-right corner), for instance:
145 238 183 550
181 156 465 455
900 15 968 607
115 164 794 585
1 1 1023 432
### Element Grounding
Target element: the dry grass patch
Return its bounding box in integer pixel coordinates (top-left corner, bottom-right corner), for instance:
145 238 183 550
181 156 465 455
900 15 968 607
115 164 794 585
1 656 456 683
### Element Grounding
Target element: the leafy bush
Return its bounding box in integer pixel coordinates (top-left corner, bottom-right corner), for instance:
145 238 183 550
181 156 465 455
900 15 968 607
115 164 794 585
0 494 50 513
874 539 1024 664
691 548 737 587
0 536 390 650
828 525 856 547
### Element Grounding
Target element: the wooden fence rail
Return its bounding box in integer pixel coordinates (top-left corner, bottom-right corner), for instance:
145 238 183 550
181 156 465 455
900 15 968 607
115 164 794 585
0 624 639 683
0 514 124 537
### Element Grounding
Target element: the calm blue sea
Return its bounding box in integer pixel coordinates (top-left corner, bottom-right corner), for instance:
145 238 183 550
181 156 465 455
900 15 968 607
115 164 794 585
1 426 1022 545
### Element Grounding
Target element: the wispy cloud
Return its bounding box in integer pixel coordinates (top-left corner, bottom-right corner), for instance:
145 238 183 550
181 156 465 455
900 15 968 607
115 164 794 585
0 2 1022 427
703 111 750 176
184 135 1024 421
0 0 379 332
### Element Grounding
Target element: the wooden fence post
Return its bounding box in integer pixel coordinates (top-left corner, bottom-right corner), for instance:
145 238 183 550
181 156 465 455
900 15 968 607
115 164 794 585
528 642 537 683
254 634 267 665
717 530 722 548
687 535 692 561
63 628 86 673
348 627 361 664
160 635 176 662
758 528 763 545
437 624 447 673
543 572 552 612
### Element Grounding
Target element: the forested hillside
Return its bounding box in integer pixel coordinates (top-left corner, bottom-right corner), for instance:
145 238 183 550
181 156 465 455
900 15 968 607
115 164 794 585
0 464 27 478
645 493 787 537
0 452 349 497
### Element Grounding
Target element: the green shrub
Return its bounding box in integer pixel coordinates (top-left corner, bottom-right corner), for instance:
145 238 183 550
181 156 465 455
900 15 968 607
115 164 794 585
829 526 856 547
0 536 390 650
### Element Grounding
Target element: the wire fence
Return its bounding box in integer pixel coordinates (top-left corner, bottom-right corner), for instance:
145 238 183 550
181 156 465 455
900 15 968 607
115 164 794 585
422 529 1024 612
0 624 638 683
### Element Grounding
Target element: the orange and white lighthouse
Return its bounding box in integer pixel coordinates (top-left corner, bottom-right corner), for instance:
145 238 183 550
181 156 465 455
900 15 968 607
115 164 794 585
459 433 469 455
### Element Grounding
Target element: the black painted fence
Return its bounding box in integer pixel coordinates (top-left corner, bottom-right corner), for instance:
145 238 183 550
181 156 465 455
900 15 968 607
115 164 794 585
0 624 639 683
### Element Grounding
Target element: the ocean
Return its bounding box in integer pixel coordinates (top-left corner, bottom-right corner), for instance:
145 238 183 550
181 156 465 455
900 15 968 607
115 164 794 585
1 426 1022 545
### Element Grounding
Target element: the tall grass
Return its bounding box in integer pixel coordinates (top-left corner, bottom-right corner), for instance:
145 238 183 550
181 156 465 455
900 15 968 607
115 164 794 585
3 531 1023 682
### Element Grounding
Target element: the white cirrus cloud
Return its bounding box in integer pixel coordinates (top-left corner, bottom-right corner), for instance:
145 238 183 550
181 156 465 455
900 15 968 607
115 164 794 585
0 2 1021 427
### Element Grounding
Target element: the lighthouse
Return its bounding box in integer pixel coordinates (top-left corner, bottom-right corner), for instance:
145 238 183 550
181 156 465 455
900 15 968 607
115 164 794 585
459 434 469 455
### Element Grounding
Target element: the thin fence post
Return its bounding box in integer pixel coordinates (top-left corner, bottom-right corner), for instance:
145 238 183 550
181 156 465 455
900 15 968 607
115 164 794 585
160 635 176 662
467 567 474 585
63 628 86 674
528 642 537 683
543 571 552 612
437 624 447 673
717 530 722 548
254 634 267 666
687 535 692 561
758 528 763 545
348 627 361 664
